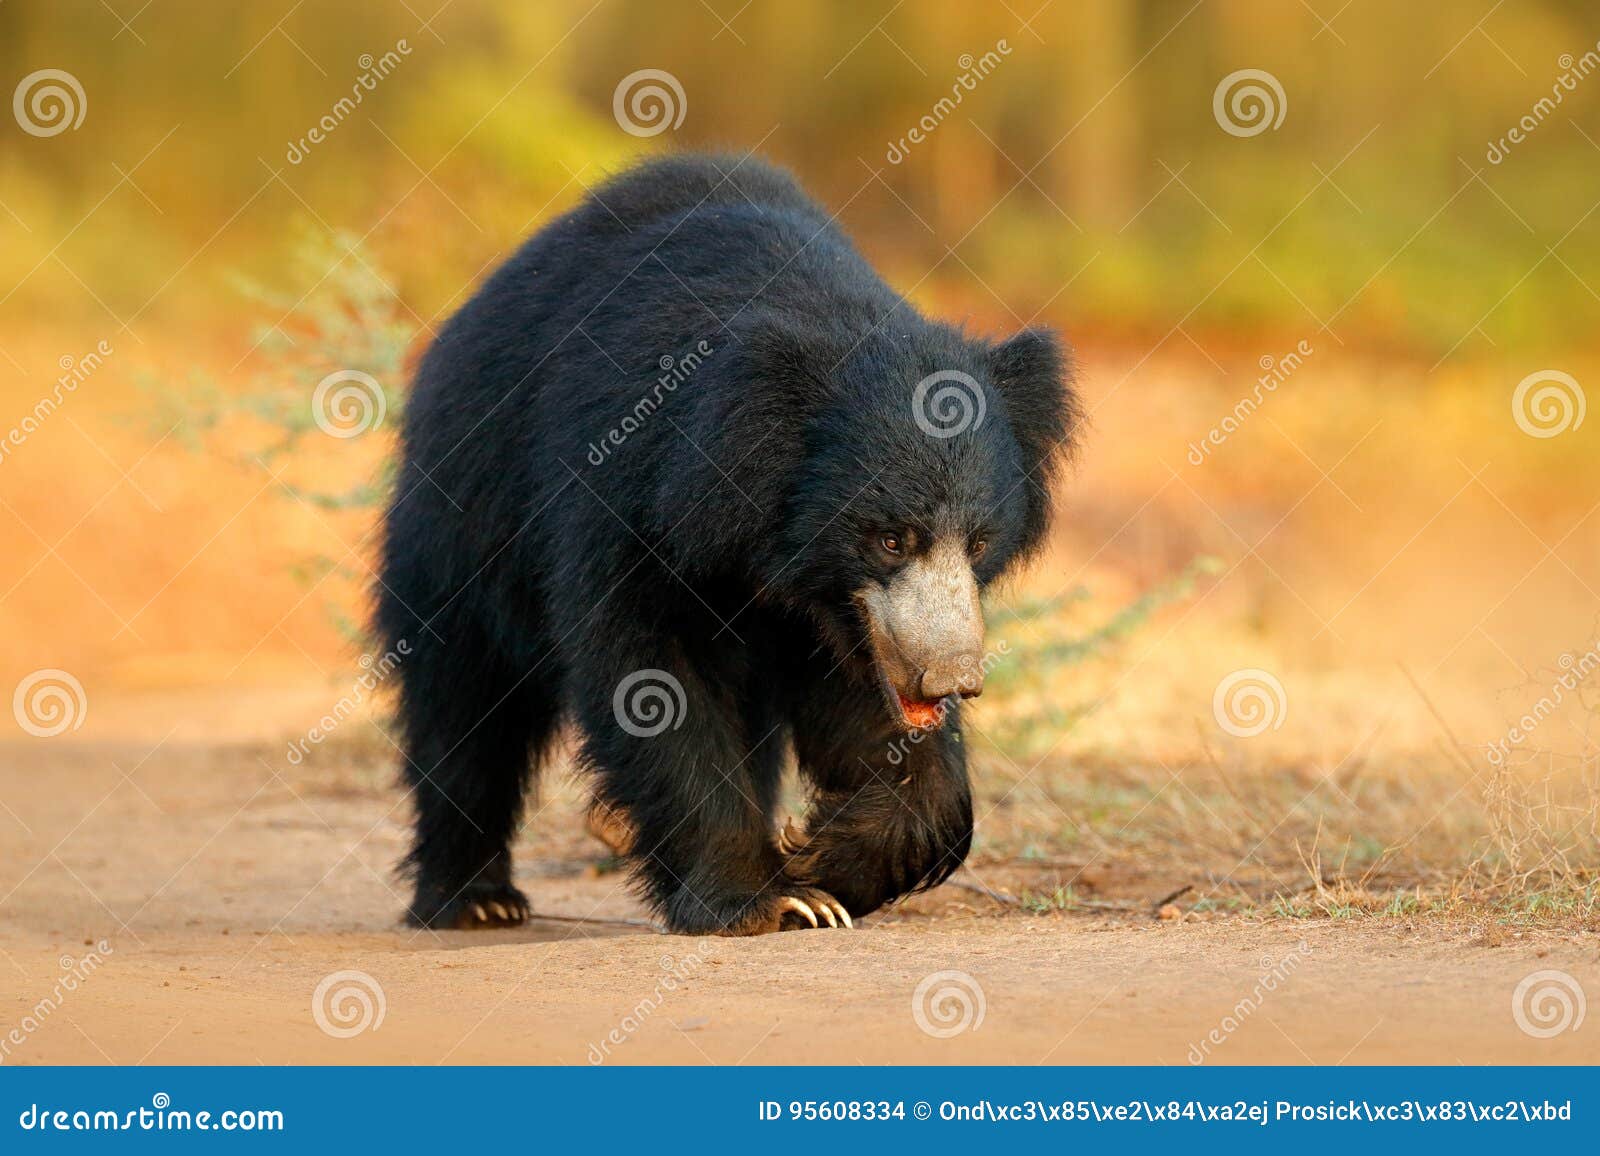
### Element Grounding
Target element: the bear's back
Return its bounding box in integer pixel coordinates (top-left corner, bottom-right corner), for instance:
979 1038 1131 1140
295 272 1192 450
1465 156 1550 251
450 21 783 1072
578 153 829 235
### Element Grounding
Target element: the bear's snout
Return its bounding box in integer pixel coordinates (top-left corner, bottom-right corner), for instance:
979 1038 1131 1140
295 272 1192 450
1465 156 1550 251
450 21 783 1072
860 536 985 714
919 650 984 700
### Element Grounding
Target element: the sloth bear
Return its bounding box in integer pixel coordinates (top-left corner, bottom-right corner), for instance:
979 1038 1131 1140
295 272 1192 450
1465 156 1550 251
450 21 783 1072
378 153 1080 935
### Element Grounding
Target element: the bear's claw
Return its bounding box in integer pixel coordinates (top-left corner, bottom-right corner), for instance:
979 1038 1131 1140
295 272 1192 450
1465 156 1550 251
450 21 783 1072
409 882 531 930
777 895 818 927
704 886 854 935
777 890 852 930
775 817 807 857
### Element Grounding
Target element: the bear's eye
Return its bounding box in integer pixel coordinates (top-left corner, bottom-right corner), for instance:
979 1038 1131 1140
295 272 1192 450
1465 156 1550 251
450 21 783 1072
971 537 988 559
876 528 918 559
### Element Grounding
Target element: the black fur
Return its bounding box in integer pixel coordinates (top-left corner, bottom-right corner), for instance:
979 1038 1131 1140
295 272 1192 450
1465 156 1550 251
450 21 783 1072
377 153 1080 934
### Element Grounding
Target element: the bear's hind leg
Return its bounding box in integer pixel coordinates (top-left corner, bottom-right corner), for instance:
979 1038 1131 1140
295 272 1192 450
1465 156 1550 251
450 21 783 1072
398 633 558 930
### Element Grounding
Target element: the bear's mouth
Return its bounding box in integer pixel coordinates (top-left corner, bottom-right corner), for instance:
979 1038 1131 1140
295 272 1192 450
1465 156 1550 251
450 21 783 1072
895 691 948 731
864 652 950 733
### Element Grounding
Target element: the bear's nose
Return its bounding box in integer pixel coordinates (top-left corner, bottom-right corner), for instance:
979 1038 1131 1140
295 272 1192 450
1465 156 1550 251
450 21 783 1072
919 653 983 701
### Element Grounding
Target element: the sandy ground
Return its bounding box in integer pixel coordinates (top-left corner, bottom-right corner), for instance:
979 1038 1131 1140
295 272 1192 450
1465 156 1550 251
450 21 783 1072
2 737 1595 1066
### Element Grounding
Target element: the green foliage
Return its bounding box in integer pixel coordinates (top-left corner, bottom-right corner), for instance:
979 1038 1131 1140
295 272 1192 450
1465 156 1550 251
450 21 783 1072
144 224 412 500
995 556 1224 679
144 228 414 644
231 224 412 458
1016 884 1087 914
979 556 1225 758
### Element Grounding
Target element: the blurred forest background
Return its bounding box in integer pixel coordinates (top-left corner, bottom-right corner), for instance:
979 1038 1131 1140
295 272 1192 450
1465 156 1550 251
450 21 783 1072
3 1 1599 348
2 1 1597 917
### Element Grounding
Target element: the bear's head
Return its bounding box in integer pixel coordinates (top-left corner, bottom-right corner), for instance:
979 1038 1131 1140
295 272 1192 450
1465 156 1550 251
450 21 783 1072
658 311 1081 732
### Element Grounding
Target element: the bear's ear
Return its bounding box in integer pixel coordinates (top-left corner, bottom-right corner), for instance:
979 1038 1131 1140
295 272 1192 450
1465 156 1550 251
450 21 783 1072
653 318 834 571
988 327 1082 558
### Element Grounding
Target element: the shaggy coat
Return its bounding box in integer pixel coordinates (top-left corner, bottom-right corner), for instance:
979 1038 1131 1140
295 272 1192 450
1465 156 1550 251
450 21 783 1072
378 153 1079 934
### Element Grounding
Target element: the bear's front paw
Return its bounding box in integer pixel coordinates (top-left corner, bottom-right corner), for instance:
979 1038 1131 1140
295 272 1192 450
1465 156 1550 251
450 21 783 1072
407 881 531 930
666 884 853 936
725 886 853 935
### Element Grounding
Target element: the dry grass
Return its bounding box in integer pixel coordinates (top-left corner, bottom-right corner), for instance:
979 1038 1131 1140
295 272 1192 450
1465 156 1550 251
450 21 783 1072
952 646 1600 929
958 747 1599 930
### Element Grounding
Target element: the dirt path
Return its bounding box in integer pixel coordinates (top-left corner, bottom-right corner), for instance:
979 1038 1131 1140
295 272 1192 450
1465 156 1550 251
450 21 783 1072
2 740 1595 1065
